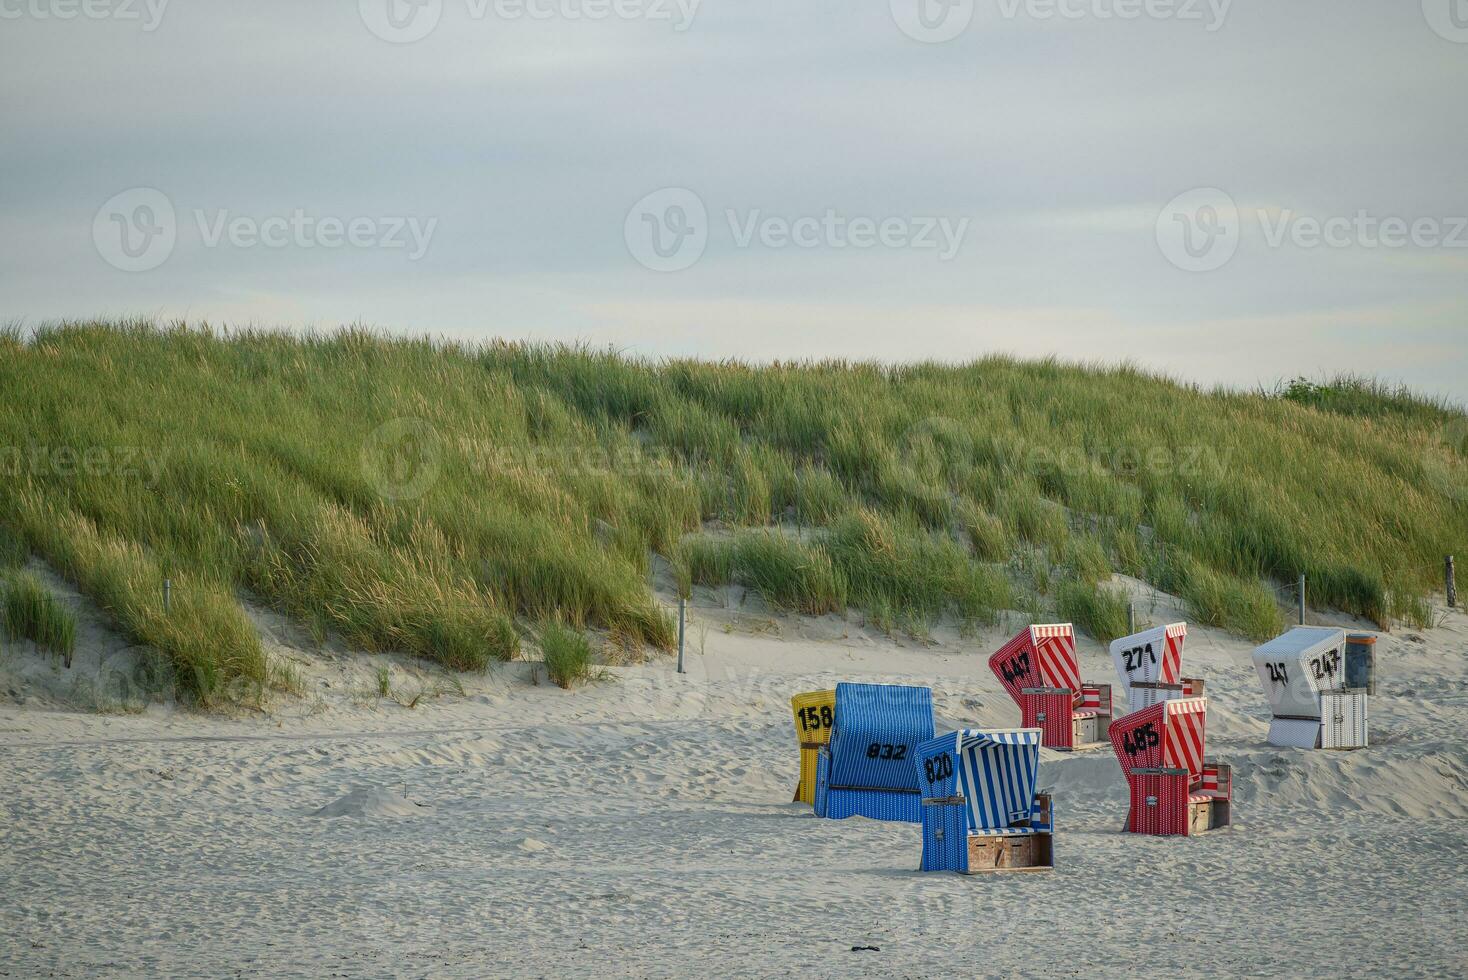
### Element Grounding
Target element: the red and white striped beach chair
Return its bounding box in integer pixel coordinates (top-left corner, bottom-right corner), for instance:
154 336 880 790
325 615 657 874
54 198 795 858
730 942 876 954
1109 622 1205 715
989 623 1112 750
1108 696 1232 836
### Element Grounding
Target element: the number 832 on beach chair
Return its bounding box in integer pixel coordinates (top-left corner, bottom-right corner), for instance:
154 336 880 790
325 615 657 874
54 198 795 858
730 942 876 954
789 689 835 805
989 623 1112 750
813 683 935 823
1108 696 1232 836
914 729 1054 873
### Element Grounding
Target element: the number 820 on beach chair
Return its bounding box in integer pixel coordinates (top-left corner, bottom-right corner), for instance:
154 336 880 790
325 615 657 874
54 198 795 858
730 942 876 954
914 729 1054 873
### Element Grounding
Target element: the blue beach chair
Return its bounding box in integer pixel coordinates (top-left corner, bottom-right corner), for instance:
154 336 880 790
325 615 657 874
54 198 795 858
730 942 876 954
813 683 935 823
914 729 1054 873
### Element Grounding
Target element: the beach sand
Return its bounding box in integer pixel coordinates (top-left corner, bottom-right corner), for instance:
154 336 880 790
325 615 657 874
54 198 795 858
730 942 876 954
3 574 1466 978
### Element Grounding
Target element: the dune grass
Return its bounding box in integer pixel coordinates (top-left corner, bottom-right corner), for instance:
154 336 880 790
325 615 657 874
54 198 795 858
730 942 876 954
0 321 1463 704
1 570 77 663
1055 579 1132 646
538 620 594 689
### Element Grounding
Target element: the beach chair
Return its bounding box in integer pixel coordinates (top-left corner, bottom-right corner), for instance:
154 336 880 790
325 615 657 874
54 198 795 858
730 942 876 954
813 683 934 823
989 623 1112 750
1252 627 1369 749
1108 696 1232 835
915 729 1054 873
790 689 835 805
1109 622 1205 715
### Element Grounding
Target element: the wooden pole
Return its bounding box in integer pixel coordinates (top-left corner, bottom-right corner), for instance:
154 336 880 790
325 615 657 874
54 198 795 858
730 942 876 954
1447 556 1457 609
164 578 171 614
677 598 686 674
1127 602 1135 635
1297 574 1306 625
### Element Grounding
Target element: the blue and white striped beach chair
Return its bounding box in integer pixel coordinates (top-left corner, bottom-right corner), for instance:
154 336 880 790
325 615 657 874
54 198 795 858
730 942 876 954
914 729 1054 873
813 683 935 823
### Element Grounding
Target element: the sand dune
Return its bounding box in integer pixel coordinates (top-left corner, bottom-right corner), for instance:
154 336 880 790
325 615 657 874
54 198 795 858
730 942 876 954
3 580 1466 977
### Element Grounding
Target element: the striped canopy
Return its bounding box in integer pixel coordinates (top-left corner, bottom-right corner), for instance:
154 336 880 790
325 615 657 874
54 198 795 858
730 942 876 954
1107 696 1207 779
917 728 1043 832
989 624 1080 705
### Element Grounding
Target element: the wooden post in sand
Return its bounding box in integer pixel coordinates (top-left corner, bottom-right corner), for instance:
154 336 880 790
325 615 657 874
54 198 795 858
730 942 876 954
1447 556 1457 608
677 598 686 674
1297 574 1306 625
1127 603 1135 635
164 578 172 614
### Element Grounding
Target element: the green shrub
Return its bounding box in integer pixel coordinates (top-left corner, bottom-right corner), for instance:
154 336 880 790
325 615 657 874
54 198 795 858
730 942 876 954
0 525 25 569
539 620 594 689
1056 579 1131 644
2 570 77 662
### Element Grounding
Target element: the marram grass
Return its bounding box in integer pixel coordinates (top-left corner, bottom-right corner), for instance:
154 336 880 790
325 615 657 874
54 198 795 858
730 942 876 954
0 321 1464 703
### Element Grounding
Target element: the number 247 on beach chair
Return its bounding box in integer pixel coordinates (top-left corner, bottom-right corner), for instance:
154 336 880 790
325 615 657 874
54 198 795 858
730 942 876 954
1108 696 1232 836
789 690 835 805
915 729 1054 873
989 623 1112 750
813 683 934 823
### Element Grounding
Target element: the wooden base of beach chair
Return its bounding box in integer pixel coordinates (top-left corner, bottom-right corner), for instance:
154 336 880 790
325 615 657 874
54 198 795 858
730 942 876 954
963 832 1053 873
1056 713 1110 752
1189 796 1230 834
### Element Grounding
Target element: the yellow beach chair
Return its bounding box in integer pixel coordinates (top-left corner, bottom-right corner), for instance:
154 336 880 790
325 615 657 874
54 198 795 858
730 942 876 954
790 689 835 804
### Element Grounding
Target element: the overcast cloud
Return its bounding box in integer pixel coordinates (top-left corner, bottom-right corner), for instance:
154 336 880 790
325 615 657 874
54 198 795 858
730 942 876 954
1 0 1464 399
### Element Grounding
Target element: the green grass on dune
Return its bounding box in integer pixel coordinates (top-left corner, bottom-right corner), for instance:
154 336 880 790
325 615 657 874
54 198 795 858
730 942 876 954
2 569 77 662
0 321 1464 704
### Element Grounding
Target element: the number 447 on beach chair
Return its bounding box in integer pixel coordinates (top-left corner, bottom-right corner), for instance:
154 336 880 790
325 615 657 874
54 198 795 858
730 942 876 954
914 729 1054 873
1109 696 1232 836
989 623 1112 750
813 683 935 823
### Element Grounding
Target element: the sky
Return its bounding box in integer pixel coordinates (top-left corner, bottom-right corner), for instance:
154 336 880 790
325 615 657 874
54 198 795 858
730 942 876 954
2 0 1465 401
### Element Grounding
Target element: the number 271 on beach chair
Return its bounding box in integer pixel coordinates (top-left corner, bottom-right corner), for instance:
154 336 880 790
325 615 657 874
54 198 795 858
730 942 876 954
1108 696 1232 836
813 683 935 823
914 729 1054 873
789 689 835 805
989 623 1112 750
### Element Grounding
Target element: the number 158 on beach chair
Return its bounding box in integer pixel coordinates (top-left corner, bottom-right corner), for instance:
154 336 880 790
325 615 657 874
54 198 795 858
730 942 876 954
790 689 835 804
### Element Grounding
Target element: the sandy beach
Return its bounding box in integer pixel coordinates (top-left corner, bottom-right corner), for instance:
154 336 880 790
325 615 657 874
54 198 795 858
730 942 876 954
2 572 1466 978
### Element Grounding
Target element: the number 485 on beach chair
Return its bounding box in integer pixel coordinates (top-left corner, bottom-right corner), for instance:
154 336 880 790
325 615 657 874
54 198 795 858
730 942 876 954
989 623 1112 750
914 729 1054 873
1108 696 1232 836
